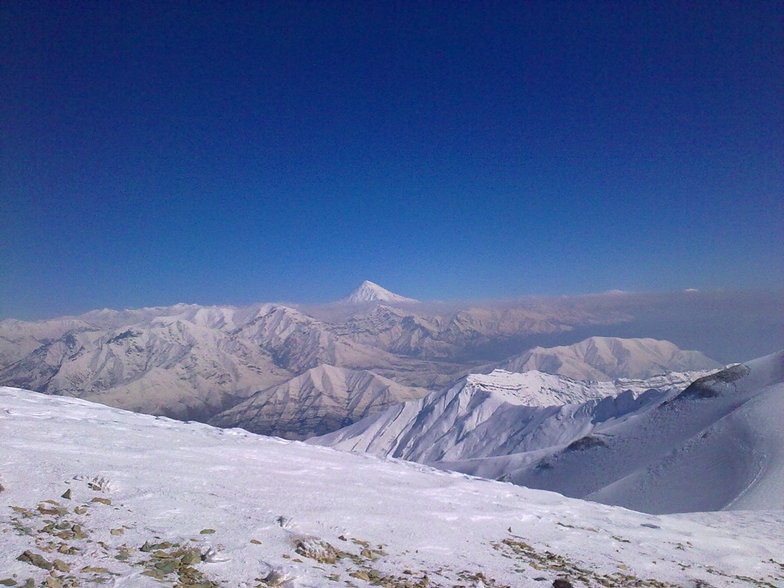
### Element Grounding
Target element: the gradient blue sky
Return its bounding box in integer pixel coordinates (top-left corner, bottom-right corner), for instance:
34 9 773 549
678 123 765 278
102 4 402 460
2 1 782 319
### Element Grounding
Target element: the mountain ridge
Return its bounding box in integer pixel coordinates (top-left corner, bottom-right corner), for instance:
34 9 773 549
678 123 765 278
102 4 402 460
314 350 784 514
498 336 720 380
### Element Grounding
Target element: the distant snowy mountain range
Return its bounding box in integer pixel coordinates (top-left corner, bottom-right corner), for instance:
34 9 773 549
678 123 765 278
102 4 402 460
208 364 428 439
0 282 723 438
500 336 720 380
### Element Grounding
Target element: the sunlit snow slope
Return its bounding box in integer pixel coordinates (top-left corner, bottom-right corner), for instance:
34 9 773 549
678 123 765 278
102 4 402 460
314 352 783 515
311 369 705 464
1 386 782 587
510 351 784 514
498 336 720 380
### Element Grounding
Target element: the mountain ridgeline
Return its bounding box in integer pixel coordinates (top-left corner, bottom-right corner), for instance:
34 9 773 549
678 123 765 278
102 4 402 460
313 351 784 514
0 282 723 438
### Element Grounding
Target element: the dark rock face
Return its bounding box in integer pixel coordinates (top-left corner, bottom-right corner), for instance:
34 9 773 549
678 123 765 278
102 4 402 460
565 435 607 451
677 364 751 400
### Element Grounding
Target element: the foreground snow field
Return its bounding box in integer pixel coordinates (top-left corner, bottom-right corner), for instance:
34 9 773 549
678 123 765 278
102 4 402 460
1 387 782 587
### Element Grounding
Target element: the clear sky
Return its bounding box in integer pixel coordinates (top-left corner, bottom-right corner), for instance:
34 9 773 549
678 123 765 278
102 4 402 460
2 1 782 319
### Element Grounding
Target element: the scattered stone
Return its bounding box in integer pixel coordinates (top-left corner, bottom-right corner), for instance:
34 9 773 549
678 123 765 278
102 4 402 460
259 570 287 586
350 570 370 581
52 559 71 572
294 538 342 564
60 489 72 500
199 528 216 534
0 579 16 586
360 547 376 560
44 578 63 588
74 506 87 515
90 497 112 505
81 566 110 573
17 550 53 570
250 538 262 544
141 569 166 580
110 528 124 535
153 559 178 574
181 550 202 565
553 580 573 588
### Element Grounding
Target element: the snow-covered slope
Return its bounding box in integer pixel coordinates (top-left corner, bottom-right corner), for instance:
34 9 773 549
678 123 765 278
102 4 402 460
503 351 784 513
1 386 781 588
338 280 419 304
315 352 783 514
311 369 704 463
499 336 720 380
209 364 428 439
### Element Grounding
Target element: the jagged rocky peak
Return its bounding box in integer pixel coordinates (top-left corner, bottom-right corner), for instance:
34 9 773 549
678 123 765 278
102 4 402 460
339 280 419 305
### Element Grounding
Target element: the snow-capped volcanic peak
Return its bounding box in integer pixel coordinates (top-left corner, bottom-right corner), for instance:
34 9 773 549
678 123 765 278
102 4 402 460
339 280 418 304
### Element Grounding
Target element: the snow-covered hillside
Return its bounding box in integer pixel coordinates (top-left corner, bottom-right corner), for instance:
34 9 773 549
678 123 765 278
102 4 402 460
508 351 784 513
315 351 783 515
1 386 782 588
498 336 720 380
208 364 428 439
311 369 705 463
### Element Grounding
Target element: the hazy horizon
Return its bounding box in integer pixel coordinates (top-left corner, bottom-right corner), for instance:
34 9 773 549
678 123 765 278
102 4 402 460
3 286 781 365
3 2 781 321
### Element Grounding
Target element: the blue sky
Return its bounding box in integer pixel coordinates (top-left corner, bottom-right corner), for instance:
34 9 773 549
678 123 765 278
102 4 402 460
2 1 782 319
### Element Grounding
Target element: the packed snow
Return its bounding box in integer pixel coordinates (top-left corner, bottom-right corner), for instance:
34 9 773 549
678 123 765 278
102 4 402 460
2 386 782 587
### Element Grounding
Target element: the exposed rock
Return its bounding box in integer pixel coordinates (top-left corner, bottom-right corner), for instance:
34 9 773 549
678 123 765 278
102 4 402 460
17 550 53 570
294 537 342 564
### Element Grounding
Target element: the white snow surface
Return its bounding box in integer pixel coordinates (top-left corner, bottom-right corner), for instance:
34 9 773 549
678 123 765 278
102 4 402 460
499 336 721 381
2 386 783 587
